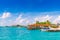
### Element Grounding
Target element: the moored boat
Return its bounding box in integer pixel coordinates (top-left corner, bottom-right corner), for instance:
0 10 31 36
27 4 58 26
47 30 60 32
41 26 60 32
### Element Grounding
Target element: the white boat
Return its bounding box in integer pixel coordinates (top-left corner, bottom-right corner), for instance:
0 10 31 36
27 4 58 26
41 27 50 31
41 26 60 32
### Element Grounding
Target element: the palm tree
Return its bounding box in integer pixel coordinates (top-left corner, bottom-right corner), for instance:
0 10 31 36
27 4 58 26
46 20 51 24
36 21 40 24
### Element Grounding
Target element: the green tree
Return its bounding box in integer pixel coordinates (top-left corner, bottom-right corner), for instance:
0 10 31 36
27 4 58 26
36 20 51 24
46 20 51 24
36 21 40 24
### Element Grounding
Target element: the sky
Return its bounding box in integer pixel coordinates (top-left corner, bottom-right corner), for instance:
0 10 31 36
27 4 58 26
0 0 60 26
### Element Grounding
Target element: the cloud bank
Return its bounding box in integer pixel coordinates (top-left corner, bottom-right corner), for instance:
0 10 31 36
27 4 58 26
0 12 11 19
0 11 60 26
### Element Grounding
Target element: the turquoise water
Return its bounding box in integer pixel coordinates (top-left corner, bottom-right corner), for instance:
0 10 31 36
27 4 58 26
0 27 60 40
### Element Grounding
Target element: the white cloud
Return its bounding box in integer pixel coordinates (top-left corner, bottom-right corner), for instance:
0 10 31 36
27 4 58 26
15 14 23 24
34 15 60 24
13 14 28 26
16 14 22 21
12 13 60 26
53 16 60 24
0 11 60 26
0 12 11 26
13 14 35 26
34 15 53 22
0 12 11 19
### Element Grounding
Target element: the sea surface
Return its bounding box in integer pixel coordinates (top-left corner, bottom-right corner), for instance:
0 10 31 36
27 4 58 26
0 26 60 40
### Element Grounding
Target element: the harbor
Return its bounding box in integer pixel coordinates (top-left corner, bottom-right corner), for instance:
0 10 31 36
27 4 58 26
28 20 60 32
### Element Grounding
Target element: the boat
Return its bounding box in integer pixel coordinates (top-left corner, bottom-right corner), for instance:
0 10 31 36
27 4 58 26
41 26 60 32
41 27 50 31
47 30 60 32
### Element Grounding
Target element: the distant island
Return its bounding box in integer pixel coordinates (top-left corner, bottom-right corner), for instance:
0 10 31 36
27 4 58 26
11 25 27 27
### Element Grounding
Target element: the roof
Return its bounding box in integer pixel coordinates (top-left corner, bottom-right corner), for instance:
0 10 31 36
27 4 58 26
29 24 50 27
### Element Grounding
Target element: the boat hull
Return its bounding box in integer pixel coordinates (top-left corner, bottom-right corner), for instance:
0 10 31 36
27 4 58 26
47 30 60 32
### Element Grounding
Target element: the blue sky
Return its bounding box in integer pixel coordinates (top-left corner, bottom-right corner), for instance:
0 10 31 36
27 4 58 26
0 0 60 13
0 0 60 26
